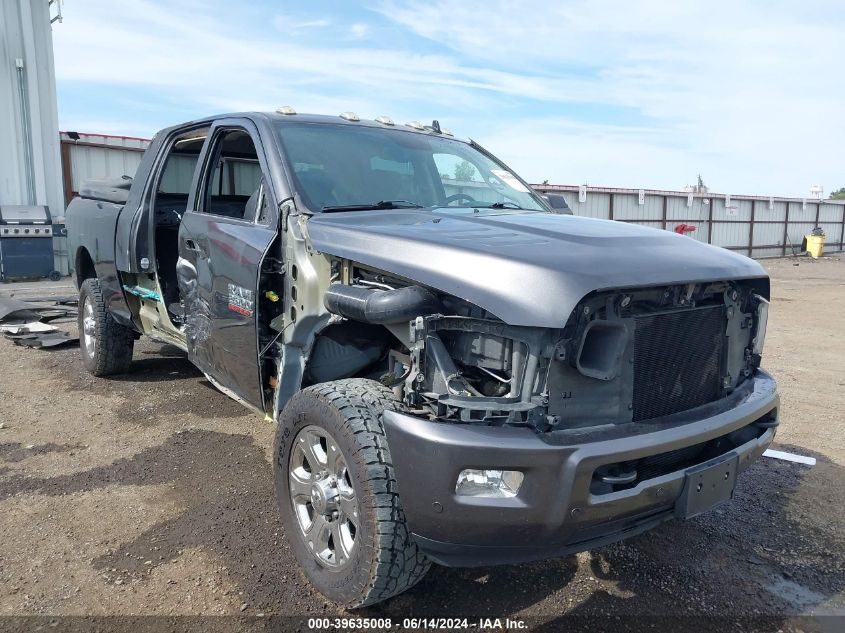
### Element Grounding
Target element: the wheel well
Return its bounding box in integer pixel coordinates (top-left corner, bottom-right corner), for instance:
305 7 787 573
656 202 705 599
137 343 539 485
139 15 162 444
302 322 394 387
75 248 96 288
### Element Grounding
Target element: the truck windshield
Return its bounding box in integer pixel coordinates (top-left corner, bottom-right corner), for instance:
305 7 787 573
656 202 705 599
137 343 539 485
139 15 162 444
275 122 547 213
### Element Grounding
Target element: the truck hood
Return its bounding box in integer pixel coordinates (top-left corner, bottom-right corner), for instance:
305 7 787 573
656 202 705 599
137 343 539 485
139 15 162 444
306 208 767 328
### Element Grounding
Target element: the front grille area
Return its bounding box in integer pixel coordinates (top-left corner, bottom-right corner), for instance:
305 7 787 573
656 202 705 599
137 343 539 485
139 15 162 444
632 305 725 421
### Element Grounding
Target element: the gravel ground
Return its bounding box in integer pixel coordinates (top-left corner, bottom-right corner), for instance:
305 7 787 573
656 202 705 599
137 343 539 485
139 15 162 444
0 257 843 631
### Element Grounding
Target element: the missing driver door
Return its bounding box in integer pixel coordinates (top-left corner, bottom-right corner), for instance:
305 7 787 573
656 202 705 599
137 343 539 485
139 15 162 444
177 119 279 411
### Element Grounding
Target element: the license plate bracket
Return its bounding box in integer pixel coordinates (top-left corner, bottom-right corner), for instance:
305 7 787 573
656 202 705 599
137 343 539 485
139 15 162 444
675 453 739 519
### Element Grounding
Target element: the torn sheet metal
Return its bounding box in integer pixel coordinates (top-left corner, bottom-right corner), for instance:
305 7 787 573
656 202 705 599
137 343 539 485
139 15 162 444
0 298 42 323
0 297 76 324
12 331 78 348
11 295 77 306
1 321 57 334
1 299 78 348
763 449 817 466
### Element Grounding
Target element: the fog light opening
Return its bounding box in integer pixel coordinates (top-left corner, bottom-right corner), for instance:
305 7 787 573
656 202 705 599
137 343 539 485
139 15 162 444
455 469 524 498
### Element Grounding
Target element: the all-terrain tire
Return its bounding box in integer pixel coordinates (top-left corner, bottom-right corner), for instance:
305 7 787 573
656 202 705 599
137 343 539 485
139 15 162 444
78 278 135 376
274 378 431 607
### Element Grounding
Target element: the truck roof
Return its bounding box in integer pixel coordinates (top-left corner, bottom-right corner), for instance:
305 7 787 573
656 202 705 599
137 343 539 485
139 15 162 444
169 111 463 141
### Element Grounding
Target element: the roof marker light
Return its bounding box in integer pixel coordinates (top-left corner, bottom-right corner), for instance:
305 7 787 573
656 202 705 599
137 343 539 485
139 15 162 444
276 105 296 115
405 120 424 130
375 115 395 126
340 111 360 121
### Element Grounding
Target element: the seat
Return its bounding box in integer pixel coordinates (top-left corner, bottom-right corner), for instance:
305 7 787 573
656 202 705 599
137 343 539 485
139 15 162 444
297 170 341 209
243 188 260 220
371 170 405 201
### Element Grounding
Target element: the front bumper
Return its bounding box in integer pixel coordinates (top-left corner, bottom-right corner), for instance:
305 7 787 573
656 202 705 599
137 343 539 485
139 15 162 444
383 370 778 567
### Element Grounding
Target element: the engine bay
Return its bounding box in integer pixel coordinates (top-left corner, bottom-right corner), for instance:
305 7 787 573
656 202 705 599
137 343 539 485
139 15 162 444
306 260 770 433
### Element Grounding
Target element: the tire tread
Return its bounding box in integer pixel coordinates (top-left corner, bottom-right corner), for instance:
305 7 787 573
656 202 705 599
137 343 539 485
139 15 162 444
79 278 135 376
292 378 430 607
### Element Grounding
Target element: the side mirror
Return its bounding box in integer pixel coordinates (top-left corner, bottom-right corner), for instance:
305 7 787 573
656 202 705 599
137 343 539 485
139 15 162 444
544 194 573 215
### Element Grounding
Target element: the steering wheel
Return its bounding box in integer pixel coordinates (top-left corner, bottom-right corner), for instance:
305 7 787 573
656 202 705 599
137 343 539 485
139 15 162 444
444 193 479 206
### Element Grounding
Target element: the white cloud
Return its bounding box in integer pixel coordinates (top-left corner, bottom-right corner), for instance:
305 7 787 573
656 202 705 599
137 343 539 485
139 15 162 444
273 12 332 34
476 118 718 193
51 0 845 196
349 23 370 39
378 0 845 196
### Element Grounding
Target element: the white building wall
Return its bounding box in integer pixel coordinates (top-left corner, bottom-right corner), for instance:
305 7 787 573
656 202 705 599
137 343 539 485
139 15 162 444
0 0 64 220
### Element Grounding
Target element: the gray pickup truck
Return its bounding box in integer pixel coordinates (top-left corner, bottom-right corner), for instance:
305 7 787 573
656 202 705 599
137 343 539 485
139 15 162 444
66 110 779 607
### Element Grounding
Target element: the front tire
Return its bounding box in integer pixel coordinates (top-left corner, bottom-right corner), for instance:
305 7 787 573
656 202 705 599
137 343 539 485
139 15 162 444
274 378 430 607
78 278 135 376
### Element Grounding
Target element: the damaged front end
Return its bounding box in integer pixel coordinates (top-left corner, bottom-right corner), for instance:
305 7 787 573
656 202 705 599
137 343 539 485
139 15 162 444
322 264 770 434
404 315 552 426
314 261 779 566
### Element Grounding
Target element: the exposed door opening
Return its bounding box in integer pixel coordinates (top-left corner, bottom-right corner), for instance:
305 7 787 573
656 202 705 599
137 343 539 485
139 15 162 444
151 128 208 323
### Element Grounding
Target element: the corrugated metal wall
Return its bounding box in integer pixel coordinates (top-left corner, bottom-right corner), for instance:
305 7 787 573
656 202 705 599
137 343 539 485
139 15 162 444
535 185 845 258
158 153 199 194
60 132 149 204
59 135 845 262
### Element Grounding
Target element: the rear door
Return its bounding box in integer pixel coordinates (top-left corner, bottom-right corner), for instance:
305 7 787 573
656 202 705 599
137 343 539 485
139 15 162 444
177 118 279 411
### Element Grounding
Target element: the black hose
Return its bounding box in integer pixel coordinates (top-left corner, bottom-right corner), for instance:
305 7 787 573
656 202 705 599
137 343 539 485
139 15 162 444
324 283 442 324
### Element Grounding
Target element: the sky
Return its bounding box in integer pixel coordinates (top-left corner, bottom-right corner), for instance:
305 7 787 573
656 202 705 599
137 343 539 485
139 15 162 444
51 0 844 197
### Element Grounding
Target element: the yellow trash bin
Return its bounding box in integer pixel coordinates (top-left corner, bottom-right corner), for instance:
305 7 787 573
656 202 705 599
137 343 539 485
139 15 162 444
803 230 825 258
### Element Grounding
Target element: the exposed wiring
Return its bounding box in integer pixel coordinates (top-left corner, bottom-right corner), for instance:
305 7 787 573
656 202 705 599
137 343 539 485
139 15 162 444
259 321 293 357
355 278 396 291
478 365 510 383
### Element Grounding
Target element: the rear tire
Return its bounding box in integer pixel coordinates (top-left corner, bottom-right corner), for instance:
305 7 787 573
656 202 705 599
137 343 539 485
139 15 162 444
274 378 430 607
78 278 135 376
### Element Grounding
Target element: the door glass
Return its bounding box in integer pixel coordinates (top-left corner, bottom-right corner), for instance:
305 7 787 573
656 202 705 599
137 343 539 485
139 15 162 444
202 129 262 221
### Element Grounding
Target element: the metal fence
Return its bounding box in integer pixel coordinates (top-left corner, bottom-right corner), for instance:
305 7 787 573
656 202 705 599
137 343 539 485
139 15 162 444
59 131 149 206
533 184 845 258
55 132 845 260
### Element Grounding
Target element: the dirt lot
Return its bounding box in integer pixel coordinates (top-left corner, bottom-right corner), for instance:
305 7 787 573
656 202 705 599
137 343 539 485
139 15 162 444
0 257 843 631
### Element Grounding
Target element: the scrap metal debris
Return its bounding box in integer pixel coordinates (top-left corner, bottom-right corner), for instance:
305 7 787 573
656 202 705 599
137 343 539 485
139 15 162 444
0 296 77 323
0 296 78 349
11 331 77 348
10 295 77 305
1 321 56 334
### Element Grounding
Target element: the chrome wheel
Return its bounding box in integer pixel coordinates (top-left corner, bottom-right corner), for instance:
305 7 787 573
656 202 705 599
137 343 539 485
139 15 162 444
289 425 359 568
81 297 96 359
